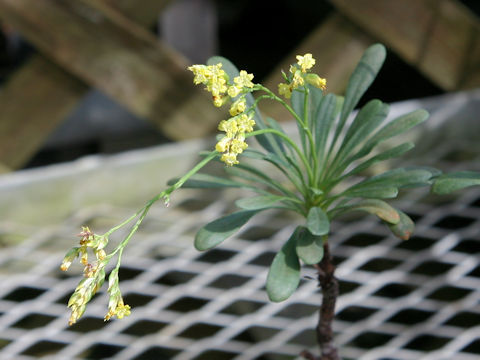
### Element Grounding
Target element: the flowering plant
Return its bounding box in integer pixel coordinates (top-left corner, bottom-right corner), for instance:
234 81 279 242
61 44 480 358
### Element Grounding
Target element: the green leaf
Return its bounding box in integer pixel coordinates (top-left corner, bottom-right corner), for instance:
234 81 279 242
353 109 428 160
432 171 480 194
194 210 260 251
291 89 307 149
334 99 390 171
266 230 301 302
343 185 398 199
295 227 324 265
387 210 415 240
167 173 245 189
329 199 400 224
362 168 433 189
306 206 330 236
291 89 305 121
336 44 387 142
265 117 288 153
308 84 324 133
236 195 289 210
239 150 305 195
344 142 415 178
314 93 340 156
342 100 389 149
345 168 433 198
226 162 291 196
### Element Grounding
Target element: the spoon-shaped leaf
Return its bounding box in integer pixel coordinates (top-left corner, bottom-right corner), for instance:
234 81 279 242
329 199 400 224
335 44 386 143
306 206 330 236
236 195 289 210
387 210 415 240
432 171 480 194
266 230 301 302
295 227 324 265
195 210 260 251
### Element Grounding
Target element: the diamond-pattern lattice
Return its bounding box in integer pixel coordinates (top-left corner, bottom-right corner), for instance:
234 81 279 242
0 90 480 360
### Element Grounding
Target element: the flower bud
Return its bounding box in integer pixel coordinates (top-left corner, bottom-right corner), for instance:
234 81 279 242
60 247 81 271
305 74 327 90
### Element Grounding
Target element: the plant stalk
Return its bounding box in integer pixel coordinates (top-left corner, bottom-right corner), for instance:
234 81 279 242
302 242 340 360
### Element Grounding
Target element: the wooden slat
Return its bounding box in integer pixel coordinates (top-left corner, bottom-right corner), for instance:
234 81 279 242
102 0 175 28
330 0 480 90
0 0 221 169
0 0 170 170
0 0 220 135
0 56 86 171
262 13 374 121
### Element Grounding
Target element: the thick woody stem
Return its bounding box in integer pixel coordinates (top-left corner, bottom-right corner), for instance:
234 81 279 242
302 242 340 360
316 242 339 360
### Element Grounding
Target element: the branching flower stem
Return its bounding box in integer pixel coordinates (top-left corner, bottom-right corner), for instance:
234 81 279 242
255 84 319 187
108 151 219 258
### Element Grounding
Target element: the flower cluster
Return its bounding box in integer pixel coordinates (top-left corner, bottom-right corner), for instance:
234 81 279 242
188 64 255 108
188 63 256 166
104 268 131 321
278 53 327 99
67 263 106 325
61 227 107 273
61 227 131 325
216 113 255 166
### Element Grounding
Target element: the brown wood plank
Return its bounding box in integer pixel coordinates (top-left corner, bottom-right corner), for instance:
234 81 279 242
330 0 480 91
262 13 374 121
0 0 180 170
102 0 175 28
0 56 86 171
0 0 220 139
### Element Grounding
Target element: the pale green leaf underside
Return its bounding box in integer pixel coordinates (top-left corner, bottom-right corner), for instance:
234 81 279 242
330 199 400 224
295 227 324 265
266 230 301 302
306 206 330 236
235 195 288 210
195 210 260 251
387 210 414 240
432 171 480 194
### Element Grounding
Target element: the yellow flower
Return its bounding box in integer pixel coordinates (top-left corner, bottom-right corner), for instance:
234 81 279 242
104 298 131 321
278 83 292 99
60 247 81 272
216 113 255 166
220 152 239 166
234 70 254 88
306 74 327 90
296 53 315 73
229 97 247 116
116 303 131 319
291 70 304 88
230 138 248 154
218 118 238 137
188 63 229 105
237 113 255 133
213 94 228 107
215 136 230 153
228 85 242 98
188 64 209 84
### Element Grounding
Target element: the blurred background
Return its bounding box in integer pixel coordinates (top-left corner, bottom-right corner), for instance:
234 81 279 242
0 0 479 172
0 2 480 359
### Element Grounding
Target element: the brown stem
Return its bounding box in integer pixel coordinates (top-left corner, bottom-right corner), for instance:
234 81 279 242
314 242 339 360
300 350 319 360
